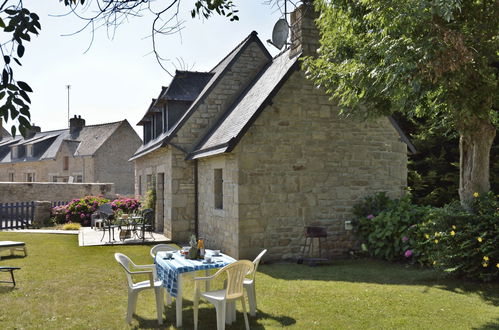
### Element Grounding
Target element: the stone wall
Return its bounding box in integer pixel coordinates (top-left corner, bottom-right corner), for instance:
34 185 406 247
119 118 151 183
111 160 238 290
134 146 196 242
0 182 115 203
173 39 270 150
232 69 407 261
197 154 240 258
0 146 94 183
94 121 141 195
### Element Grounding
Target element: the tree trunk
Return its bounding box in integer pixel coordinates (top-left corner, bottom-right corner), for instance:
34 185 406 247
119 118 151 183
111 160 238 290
458 116 496 207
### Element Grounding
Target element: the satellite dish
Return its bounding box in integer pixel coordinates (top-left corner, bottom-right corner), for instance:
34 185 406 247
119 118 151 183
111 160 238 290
270 19 289 50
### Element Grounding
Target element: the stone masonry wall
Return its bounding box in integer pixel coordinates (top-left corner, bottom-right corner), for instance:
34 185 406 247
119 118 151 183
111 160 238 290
94 121 141 195
0 143 94 183
172 40 269 150
0 182 115 203
134 147 171 237
197 154 239 258
234 70 407 261
134 146 195 243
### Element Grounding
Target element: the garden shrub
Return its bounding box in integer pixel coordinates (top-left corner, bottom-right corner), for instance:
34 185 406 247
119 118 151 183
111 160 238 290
143 188 156 211
110 197 141 214
52 196 109 226
353 193 429 261
354 191 499 281
409 192 499 282
62 222 81 230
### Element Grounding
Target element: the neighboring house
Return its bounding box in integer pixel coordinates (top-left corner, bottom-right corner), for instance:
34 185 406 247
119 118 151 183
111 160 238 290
0 116 141 195
0 120 11 138
131 4 414 260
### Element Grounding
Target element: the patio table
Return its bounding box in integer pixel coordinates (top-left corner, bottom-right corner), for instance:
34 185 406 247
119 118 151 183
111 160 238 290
154 249 236 327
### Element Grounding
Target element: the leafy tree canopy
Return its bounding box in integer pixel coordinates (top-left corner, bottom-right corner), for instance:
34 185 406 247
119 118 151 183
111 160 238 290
305 0 498 203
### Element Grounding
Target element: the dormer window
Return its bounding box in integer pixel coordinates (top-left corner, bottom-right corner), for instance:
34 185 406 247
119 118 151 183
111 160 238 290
27 145 33 157
11 146 18 159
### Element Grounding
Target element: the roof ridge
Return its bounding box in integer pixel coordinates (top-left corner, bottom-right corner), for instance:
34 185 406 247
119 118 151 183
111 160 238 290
83 120 124 128
209 31 258 73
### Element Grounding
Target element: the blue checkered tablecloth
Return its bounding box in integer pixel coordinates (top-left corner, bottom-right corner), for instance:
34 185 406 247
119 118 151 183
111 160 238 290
155 250 236 298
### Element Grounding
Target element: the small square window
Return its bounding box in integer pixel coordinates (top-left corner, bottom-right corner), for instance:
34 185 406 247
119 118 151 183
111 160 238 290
214 169 223 209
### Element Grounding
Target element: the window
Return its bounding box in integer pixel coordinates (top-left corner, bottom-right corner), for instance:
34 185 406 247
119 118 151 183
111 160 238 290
138 175 142 195
53 176 58 182
214 169 223 209
26 172 35 182
63 156 69 170
11 146 18 159
162 105 168 132
8 172 14 182
75 175 83 183
26 145 33 157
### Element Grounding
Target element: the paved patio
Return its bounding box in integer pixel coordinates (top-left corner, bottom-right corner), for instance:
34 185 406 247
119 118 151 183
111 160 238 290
78 226 170 246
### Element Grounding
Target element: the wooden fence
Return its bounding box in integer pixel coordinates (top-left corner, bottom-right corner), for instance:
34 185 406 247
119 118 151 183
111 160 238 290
0 202 35 229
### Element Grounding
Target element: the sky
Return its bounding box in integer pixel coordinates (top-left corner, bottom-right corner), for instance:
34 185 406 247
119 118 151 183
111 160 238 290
13 1 286 137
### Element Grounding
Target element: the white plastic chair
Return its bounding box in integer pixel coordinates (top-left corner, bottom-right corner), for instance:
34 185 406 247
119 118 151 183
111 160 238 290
149 243 179 259
193 260 254 330
114 253 165 325
244 249 267 316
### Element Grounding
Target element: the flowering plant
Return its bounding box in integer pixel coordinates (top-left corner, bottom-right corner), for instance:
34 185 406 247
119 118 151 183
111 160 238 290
111 197 141 214
51 196 109 226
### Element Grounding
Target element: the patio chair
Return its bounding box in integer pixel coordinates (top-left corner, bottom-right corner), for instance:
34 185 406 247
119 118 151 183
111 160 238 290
244 249 267 316
0 267 20 287
114 253 165 325
150 244 179 259
134 209 155 241
193 260 254 330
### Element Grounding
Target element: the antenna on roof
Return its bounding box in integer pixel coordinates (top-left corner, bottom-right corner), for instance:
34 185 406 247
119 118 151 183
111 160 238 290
266 1 289 50
66 85 71 128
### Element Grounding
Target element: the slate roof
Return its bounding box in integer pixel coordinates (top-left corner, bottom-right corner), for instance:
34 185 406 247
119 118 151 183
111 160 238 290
130 31 269 161
161 71 214 102
0 125 10 138
164 31 271 141
189 49 299 159
0 120 125 164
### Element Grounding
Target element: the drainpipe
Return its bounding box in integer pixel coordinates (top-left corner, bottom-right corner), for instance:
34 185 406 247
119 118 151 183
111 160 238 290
194 159 199 238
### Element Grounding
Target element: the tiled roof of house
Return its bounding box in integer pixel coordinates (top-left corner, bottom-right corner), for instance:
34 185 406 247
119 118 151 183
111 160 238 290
189 50 299 159
0 120 125 164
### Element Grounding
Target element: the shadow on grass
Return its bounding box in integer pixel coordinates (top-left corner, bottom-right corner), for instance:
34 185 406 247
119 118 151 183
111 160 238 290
473 317 499 330
133 300 295 329
260 259 499 307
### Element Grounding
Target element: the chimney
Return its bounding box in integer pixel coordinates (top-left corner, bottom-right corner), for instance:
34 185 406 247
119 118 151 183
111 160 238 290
25 124 41 139
69 115 85 136
289 1 320 59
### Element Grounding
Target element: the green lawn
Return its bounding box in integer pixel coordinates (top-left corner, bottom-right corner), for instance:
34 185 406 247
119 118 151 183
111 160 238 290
0 232 498 329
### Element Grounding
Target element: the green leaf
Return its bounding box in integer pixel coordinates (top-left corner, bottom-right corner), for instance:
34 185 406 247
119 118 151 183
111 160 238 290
17 81 32 92
18 115 30 128
3 56 10 64
17 44 25 58
10 125 16 137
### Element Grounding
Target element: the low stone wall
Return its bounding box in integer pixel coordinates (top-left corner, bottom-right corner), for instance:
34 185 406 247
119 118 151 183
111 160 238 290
0 182 115 203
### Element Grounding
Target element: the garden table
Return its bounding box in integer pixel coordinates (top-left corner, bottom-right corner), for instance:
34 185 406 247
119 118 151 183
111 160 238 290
154 249 236 327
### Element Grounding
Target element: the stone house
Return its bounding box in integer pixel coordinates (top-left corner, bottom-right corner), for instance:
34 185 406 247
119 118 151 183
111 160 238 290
0 116 141 195
0 120 10 138
131 4 414 260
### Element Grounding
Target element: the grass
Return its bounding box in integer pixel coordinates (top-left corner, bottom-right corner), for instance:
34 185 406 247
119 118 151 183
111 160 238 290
0 232 498 329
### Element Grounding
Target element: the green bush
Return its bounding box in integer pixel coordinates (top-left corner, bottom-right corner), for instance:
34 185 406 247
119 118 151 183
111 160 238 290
353 193 429 261
409 192 499 282
62 222 81 230
57 196 109 225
